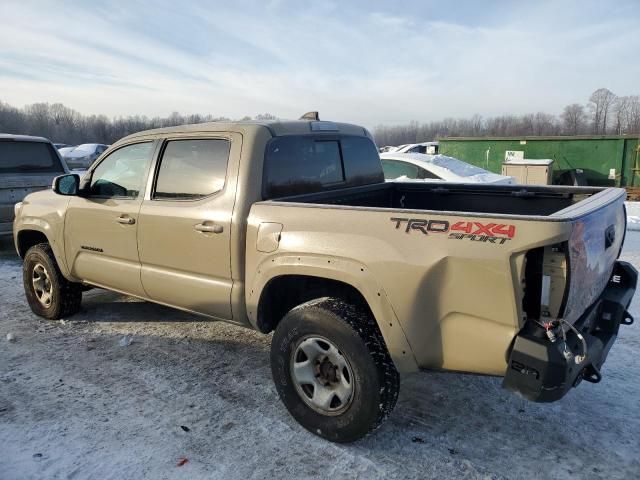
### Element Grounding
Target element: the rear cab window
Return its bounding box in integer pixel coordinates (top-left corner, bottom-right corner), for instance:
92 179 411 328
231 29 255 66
0 140 64 174
263 135 383 199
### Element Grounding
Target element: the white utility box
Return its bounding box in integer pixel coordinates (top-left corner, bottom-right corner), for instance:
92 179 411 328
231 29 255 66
501 159 554 185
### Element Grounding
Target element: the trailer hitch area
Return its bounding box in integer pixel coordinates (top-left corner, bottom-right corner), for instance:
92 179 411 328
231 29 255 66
621 312 634 326
581 364 603 384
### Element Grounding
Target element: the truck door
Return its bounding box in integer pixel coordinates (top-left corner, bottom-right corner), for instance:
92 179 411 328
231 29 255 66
64 141 156 297
137 134 239 320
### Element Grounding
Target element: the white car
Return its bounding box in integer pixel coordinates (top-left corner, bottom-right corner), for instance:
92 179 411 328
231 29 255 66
57 146 75 157
380 153 515 185
388 142 439 154
61 143 109 170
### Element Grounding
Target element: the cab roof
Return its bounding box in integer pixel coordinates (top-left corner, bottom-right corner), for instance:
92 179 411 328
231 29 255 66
0 133 52 143
118 119 371 144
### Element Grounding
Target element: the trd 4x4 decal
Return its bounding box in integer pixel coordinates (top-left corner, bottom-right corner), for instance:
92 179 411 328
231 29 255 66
390 218 516 245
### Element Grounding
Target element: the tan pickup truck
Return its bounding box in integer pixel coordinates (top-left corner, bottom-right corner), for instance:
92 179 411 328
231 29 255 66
13 116 637 442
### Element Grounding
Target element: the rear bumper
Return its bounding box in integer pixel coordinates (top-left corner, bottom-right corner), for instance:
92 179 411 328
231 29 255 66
503 261 637 402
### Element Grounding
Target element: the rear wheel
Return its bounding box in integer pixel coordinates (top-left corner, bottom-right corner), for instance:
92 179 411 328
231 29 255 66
270 297 400 442
23 243 82 320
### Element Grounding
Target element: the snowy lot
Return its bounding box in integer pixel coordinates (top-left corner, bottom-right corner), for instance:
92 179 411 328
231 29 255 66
626 202 640 231
0 236 639 480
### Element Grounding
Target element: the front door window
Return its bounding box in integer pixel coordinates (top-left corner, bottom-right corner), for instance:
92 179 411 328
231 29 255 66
89 142 154 198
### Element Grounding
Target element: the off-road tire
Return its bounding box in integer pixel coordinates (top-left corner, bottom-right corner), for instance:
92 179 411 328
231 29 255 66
23 243 82 320
270 297 400 443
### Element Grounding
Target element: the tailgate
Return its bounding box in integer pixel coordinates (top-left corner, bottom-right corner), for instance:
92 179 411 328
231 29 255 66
559 189 626 324
0 174 55 223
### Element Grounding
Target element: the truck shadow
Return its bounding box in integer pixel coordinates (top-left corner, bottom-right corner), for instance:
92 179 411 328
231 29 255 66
81 289 207 323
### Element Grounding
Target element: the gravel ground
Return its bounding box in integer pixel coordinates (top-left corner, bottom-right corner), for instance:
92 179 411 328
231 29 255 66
1 235 639 480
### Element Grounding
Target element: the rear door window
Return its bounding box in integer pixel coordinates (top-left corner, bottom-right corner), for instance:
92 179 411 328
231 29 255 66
381 159 420 179
0 141 64 173
418 167 441 179
153 139 230 200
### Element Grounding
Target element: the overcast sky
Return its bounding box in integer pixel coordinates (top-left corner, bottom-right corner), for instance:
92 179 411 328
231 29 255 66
1 0 638 127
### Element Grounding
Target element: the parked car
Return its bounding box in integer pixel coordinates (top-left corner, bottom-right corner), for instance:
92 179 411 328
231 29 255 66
0 134 69 236
13 117 636 442
53 143 71 149
57 146 75 157
378 145 396 153
387 142 439 154
61 143 109 169
381 152 516 185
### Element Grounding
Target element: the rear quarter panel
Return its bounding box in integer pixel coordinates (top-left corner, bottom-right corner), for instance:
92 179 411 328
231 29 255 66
246 202 572 375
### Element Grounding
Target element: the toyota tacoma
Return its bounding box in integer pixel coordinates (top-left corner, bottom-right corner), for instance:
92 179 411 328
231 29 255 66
13 114 637 442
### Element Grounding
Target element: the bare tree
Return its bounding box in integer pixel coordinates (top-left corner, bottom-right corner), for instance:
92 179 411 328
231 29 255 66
612 96 630 134
469 114 483 136
24 103 52 138
561 103 586 135
588 88 617 134
0 101 26 133
625 96 640 134
534 112 560 135
255 113 277 121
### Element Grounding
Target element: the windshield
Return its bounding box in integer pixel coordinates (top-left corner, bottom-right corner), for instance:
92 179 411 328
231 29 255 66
0 141 64 173
425 155 489 177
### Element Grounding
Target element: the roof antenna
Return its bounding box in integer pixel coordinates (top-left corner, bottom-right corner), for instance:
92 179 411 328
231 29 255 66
299 111 319 121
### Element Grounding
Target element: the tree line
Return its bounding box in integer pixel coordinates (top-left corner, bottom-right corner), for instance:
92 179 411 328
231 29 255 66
373 88 640 147
1 88 639 147
0 101 276 145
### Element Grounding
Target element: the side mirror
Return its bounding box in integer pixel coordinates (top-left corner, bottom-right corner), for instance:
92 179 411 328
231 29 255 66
52 174 80 196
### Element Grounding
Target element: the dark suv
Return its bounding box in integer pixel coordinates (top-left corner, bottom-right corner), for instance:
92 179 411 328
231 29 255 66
0 134 69 236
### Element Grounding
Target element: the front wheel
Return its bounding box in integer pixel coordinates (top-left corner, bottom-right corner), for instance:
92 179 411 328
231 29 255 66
270 297 400 443
23 243 82 320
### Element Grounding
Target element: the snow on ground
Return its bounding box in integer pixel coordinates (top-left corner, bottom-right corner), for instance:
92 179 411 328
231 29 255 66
626 202 640 231
1 236 640 480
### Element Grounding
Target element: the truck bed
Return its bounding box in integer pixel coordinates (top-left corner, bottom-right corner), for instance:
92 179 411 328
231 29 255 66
270 181 605 218
248 181 626 376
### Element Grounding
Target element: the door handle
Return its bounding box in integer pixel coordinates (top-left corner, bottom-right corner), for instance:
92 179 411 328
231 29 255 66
194 222 223 234
116 215 136 225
